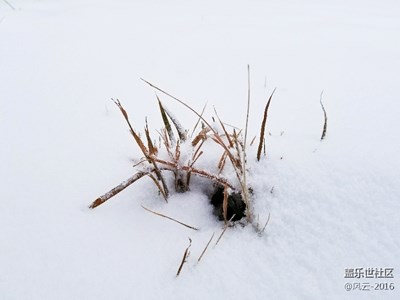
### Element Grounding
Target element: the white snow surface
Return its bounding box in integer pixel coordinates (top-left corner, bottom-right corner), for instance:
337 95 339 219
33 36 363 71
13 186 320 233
1 0 400 299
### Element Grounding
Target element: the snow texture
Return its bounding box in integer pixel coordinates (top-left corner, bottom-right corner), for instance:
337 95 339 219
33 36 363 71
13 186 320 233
1 0 399 299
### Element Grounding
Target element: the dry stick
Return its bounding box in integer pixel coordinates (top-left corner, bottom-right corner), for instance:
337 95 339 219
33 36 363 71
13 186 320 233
320 91 328 140
2 0 15 10
257 88 276 161
197 233 215 263
89 171 149 208
141 205 199 231
176 238 192 277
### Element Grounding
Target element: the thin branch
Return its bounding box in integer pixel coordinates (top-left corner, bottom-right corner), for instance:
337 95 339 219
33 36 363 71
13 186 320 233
141 205 199 231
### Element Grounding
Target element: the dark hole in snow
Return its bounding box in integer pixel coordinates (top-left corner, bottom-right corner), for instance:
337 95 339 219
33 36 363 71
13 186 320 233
210 185 246 221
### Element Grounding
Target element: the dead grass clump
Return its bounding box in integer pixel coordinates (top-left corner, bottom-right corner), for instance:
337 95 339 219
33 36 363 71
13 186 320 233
90 78 259 224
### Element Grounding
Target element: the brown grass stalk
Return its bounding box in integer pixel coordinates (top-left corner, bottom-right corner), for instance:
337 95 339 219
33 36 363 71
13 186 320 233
112 99 169 198
157 95 175 144
142 205 199 230
223 184 228 224
89 171 149 209
215 214 236 246
152 156 234 189
320 91 328 141
197 233 215 263
147 173 168 201
214 107 234 147
190 102 207 137
257 88 276 161
176 238 192 277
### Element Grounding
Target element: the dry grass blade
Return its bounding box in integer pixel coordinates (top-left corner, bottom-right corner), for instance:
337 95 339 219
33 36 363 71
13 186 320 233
147 173 168 202
240 65 251 220
320 91 328 141
215 214 236 246
197 233 215 263
89 171 149 209
112 99 148 156
145 118 157 156
214 107 233 147
217 151 228 172
257 88 276 161
260 212 271 233
191 102 207 137
176 238 192 277
223 184 228 224
141 205 199 230
157 95 175 145
192 127 210 147
111 99 169 199
250 135 256 146
174 141 181 162
163 104 187 141
141 78 217 136
141 79 241 171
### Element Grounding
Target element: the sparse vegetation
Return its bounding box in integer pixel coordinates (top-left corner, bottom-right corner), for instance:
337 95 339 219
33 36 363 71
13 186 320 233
90 77 261 225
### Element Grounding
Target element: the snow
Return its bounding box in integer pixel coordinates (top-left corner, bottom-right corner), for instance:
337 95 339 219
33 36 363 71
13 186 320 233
1 0 400 299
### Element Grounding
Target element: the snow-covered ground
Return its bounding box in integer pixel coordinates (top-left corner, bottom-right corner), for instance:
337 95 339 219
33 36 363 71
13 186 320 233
1 0 399 299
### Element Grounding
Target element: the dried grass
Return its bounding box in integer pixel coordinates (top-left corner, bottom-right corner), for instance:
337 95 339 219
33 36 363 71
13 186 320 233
176 238 192 277
320 91 328 141
257 88 276 161
141 205 199 231
197 233 215 263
